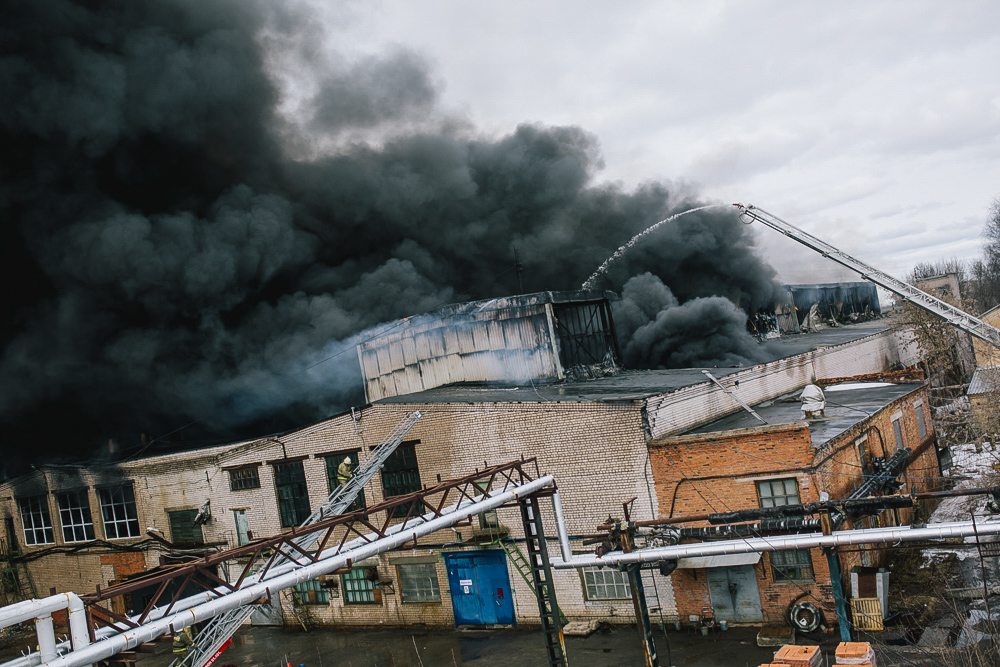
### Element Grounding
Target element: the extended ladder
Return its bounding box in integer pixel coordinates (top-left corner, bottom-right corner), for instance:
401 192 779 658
518 495 567 667
734 204 1000 350
171 411 422 667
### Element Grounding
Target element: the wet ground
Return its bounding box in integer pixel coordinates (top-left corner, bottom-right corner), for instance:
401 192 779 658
131 624 822 667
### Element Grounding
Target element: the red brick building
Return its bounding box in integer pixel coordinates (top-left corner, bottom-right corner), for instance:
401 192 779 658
648 377 940 627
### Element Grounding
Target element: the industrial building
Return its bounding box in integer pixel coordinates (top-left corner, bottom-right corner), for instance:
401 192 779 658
0 290 934 632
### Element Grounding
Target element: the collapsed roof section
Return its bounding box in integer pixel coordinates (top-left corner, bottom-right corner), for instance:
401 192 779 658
357 290 620 402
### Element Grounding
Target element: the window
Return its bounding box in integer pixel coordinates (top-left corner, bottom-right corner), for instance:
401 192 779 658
342 566 379 604
581 566 631 600
293 578 329 605
98 484 140 539
168 509 204 545
273 460 310 528
892 418 904 450
228 466 260 491
57 490 95 543
758 478 800 508
381 442 423 518
770 549 814 582
19 496 53 546
914 403 927 440
474 480 499 530
325 452 365 512
855 435 871 477
397 562 441 603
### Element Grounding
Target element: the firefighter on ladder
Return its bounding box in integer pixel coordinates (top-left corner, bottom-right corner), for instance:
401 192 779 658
337 456 353 488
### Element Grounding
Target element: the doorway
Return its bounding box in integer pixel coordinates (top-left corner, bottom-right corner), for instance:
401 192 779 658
444 550 515 626
707 565 763 622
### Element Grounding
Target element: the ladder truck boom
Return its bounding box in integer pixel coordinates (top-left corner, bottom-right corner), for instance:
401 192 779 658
733 203 1000 350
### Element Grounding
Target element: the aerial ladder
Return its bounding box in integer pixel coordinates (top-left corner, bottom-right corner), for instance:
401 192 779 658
171 410 423 667
733 203 1000 350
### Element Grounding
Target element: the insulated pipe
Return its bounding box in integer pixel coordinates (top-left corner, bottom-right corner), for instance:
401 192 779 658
34 616 56 663
551 519 1000 569
0 594 86 629
28 475 555 667
551 489 572 562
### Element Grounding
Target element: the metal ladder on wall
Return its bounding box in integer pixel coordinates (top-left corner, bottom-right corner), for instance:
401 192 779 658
518 495 567 667
171 411 423 667
498 539 568 624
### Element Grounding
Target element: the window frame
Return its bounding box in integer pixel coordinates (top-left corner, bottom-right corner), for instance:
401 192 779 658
397 562 442 604
57 490 95 543
380 442 423 518
272 460 311 528
769 549 815 582
18 496 54 546
228 465 261 491
914 402 927 440
98 484 141 540
341 566 380 605
293 578 330 605
581 566 631 600
757 478 800 508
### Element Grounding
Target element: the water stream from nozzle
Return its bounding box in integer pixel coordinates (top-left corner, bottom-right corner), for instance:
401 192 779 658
580 203 728 290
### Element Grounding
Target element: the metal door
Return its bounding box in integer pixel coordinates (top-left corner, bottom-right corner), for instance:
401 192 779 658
707 565 763 622
234 510 249 546
445 550 515 626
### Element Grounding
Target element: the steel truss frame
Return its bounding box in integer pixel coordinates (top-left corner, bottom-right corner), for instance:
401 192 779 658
76 458 542 637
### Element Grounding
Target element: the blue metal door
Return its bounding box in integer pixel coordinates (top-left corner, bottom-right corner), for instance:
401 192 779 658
445 550 515 626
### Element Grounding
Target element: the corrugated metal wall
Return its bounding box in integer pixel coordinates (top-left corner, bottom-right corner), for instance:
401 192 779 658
358 303 562 401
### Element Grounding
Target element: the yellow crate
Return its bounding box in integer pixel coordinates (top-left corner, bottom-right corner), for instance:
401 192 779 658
850 598 884 631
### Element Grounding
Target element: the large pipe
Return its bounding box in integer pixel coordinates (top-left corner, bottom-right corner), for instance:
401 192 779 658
551 489 572 562
551 519 1000 569
24 475 554 667
0 594 91 667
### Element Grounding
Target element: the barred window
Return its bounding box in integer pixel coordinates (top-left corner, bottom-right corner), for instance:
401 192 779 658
758 478 800 508
293 578 329 605
98 484 140 539
381 443 423 518
325 452 365 512
228 466 260 491
398 563 441 603
273 460 310 528
581 566 631 600
57 490 95 543
342 566 379 604
19 496 53 546
770 549 814 582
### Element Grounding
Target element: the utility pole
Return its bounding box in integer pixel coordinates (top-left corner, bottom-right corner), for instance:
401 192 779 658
621 498 659 667
514 248 524 294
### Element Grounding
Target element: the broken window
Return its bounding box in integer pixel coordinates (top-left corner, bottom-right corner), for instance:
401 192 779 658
342 566 379 604
474 479 499 530
770 549 814 582
581 566 631 600
57 490 95 543
98 484 140 539
273 460 310 528
228 466 260 491
325 451 365 512
168 509 204 545
293 578 329 605
757 478 800 508
855 435 871 477
380 442 423 518
914 402 927 440
397 562 441 603
18 496 53 546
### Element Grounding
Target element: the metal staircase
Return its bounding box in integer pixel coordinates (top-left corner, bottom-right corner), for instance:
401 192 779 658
734 204 1000 349
171 411 422 667
518 495 567 667
498 539 568 624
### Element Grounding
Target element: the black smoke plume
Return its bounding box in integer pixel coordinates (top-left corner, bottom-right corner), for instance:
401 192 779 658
0 0 779 472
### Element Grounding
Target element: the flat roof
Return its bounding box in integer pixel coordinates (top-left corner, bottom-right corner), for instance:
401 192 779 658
686 381 923 447
377 320 891 405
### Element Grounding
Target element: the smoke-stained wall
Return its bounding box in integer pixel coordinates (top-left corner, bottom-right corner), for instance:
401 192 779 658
0 0 780 471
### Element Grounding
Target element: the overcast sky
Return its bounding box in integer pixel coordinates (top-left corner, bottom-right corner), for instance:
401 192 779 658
315 0 1000 284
